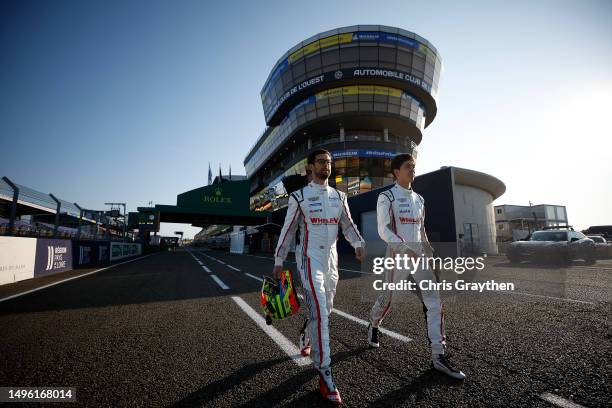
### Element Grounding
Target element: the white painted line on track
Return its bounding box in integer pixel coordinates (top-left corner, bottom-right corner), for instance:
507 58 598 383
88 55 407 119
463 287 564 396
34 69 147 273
232 296 311 366
202 265 212 274
210 274 229 290
0 253 160 303
332 308 413 343
498 290 594 305
245 273 264 282
539 392 586 408
196 251 235 267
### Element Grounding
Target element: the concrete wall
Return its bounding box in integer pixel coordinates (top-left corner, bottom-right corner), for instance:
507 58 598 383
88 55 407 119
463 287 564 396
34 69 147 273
453 184 498 255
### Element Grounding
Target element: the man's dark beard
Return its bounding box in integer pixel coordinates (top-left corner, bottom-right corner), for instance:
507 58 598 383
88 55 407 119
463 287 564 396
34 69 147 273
315 169 330 180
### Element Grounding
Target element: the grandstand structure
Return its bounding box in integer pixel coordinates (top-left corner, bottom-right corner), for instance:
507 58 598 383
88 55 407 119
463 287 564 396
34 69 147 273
0 176 130 240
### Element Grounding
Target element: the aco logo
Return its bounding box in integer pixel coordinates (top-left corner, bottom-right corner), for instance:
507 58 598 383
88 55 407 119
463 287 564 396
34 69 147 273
203 186 232 204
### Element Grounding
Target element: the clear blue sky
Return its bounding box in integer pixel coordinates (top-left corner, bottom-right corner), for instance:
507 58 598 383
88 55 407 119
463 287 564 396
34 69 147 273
1 0 610 238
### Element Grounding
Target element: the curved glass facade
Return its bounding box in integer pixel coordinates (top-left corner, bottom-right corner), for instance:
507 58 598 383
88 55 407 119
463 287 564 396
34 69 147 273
260 27 442 125
245 85 425 177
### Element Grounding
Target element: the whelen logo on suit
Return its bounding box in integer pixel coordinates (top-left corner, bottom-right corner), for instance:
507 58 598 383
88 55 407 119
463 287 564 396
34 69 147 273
46 245 68 270
310 217 339 224
399 217 422 224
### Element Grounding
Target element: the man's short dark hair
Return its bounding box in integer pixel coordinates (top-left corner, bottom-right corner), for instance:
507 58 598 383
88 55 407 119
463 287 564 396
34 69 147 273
391 153 415 173
308 149 332 164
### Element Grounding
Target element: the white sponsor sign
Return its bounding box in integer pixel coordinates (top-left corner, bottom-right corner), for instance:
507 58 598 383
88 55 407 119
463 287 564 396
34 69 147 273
0 237 37 285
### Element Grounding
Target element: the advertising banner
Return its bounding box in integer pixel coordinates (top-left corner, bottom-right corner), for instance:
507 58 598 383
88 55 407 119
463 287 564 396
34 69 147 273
110 242 142 261
331 149 398 159
263 67 431 122
0 236 37 285
71 240 111 268
99 243 109 263
34 238 73 277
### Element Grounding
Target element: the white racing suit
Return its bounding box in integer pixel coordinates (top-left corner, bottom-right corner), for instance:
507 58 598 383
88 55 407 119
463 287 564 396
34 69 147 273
275 181 364 369
369 183 446 355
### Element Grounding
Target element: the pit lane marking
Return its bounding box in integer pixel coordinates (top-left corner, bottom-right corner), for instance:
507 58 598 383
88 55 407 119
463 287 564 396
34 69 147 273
198 251 226 265
539 392 586 408
232 296 312 366
188 250 228 289
194 251 240 271
245 273 264 282
210 275 229 290
332 308 413 343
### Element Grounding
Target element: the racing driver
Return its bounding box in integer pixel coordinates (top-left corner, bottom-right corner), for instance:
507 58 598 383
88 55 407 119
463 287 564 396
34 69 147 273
368 153 466 380
273 149 365 405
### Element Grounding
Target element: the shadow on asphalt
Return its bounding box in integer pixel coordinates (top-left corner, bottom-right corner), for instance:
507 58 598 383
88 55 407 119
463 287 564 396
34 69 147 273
168 347 370 408
367 367 464 407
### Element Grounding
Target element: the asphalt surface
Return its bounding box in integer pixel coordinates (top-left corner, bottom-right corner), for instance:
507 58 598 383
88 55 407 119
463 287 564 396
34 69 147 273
0 248 610 407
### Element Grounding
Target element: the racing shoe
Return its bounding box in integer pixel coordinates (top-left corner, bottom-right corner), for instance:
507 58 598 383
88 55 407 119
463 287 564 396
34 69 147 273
367 323 380 348
299 318 311 357
318 367 342 405
432 354 466 380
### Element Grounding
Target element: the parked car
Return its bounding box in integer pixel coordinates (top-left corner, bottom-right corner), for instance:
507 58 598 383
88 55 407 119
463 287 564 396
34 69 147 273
586 235 612 259
506 227 596 265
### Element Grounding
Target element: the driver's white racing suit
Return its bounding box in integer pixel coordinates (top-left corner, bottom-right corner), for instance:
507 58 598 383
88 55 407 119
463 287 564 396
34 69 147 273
275 181 364 369
369 182 446 355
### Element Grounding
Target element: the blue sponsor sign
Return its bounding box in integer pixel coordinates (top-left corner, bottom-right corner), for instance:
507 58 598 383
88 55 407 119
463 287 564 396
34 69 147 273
34 239 73 277
71 240 111 268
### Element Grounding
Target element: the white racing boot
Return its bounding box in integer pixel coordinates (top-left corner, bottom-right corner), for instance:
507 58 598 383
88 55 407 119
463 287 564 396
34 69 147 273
318 366 342 405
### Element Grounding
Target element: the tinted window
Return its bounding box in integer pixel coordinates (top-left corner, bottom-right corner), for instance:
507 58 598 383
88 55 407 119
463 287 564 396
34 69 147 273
531 231 568 241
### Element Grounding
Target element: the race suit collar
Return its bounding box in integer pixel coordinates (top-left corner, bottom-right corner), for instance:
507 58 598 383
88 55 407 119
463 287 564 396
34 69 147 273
395 182 413 193
309 181 329 190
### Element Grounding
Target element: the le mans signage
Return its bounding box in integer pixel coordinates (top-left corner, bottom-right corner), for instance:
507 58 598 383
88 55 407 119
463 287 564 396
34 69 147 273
203 186 232 205
175 180 252 212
